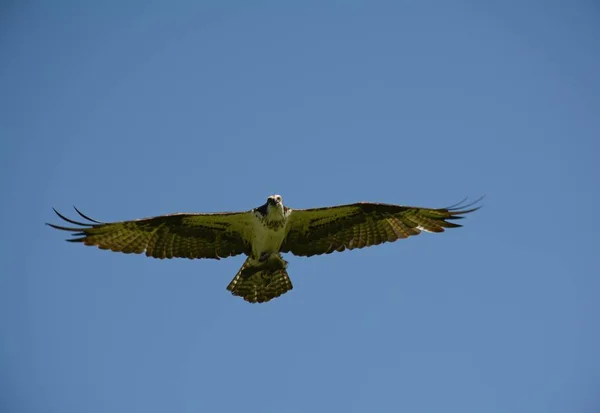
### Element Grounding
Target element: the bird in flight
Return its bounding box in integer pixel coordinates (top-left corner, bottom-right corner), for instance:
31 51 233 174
48 195 481 303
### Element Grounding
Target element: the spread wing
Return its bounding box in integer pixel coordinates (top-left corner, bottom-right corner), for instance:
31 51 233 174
47 207 253 259
281 199 481 257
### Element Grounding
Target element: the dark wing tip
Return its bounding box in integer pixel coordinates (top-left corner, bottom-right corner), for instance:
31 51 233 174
46 222 79 231
49 207 102 227
444 196 469 210
73 206 104 224
421 196 483 229
48 207 102 243
445 195 485 214
51 208 89 227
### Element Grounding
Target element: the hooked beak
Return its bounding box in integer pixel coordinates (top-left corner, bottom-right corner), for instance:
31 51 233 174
267 197 281 206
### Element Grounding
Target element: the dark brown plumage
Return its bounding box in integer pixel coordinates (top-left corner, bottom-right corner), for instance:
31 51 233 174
281 202 479 257
48 207 251 259
48 196 481 303
226 255 292 303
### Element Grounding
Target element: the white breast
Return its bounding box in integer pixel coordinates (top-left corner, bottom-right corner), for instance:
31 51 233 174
249 212 288 258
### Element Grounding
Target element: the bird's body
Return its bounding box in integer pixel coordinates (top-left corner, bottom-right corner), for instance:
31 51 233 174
247 195 290 261
48 194 481 303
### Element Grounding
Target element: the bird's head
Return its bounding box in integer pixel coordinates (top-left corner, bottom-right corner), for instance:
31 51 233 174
267 194 283 207
266 194 284 217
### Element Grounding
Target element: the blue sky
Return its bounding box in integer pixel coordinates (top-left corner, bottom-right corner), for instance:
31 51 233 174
1 1 599 412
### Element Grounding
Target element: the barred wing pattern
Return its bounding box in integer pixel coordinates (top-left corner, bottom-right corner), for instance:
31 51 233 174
47 208 252 259
281 201 480 257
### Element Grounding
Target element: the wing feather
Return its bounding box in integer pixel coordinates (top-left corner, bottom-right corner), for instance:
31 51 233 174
281 199 481 257
47 208 253 260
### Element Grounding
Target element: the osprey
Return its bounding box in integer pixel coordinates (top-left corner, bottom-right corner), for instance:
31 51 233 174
48 195 481 303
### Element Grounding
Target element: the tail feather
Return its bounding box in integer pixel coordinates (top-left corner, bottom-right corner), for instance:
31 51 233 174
227 255 293 303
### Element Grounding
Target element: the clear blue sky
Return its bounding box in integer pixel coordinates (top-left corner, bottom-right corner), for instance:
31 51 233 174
1 2 599 412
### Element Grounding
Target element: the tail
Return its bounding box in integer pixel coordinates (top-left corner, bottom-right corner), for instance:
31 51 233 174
227 255 293 303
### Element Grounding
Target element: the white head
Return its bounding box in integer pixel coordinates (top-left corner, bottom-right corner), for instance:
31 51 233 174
266 194 284 216
267 194 283 206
